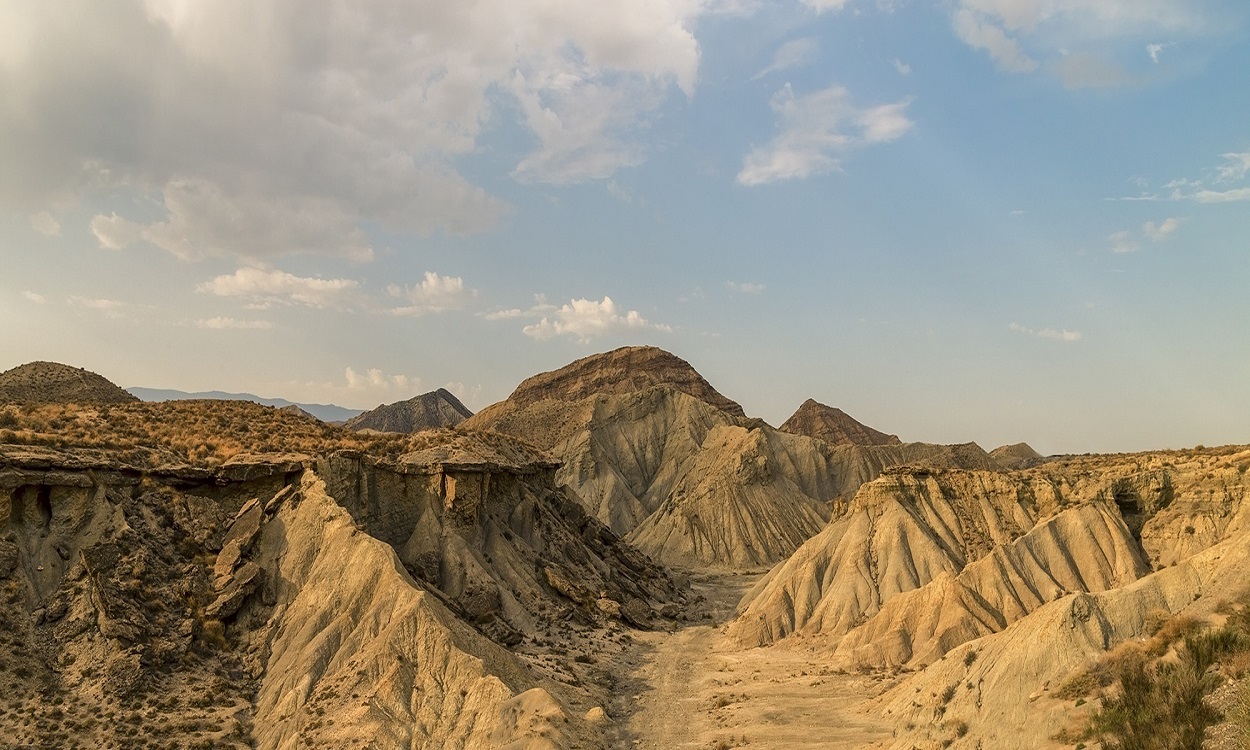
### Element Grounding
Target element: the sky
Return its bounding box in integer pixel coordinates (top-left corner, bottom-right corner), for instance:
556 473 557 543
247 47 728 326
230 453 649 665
2 0 1248 455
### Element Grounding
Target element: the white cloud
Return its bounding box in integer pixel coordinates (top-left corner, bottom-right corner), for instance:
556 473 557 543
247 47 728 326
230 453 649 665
521 296 671 342
726 281 765 294
953 9 1039 72
951 1 1208 79
1192 188 1250 203
1108 229 1138 254
737 84 913 186
387 272 476 316
1214 152 1250 184
68 296 127 318
1143 217 1180 240
283 367 422 408
29 211 60 236
195 317 273 330
1 2 706 257
90 213 142 250
1146 42 1173 63
752 38 820 80
22 291 46 304
1125 151 1250 203
892 58 912 75
800 0 851 12
1010 322 1082 342
197 267 359 309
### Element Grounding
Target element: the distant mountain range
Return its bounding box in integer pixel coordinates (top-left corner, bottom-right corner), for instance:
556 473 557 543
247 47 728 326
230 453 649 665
127 387 364 423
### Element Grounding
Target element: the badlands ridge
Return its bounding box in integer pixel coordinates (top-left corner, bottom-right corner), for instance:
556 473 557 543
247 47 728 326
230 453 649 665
0 349 1247 749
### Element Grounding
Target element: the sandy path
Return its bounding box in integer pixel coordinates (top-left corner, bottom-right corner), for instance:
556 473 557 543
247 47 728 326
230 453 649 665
609 573 894 750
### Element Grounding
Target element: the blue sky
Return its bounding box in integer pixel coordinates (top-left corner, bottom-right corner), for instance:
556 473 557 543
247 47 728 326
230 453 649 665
2 0 1248 454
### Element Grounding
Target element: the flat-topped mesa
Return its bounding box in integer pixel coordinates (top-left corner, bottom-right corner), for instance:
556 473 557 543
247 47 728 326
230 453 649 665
344 388 474 433
384 429 561 527
500 345 746 417
0 361 137 405
779 398 901 446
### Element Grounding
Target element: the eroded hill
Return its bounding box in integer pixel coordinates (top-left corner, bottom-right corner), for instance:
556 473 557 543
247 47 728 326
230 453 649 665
344 388 474 434
0 404 687 749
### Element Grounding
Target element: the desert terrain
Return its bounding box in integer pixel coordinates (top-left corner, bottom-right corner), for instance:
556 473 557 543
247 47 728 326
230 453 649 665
1 351 1248 749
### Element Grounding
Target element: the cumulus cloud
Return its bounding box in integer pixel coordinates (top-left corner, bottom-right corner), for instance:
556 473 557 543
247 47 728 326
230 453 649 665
1010 322 1082 342
197 267 359 309
1 1 706 258
892 58 912 75
345 367 415 394
22 291 46 304
737 83 913 186
29 211 60 236
195 317 273 330
1143 217 1180 240
752 38 820 80
725 281 765 294
282 366 422 408
387 272 476 316
521 296 671 342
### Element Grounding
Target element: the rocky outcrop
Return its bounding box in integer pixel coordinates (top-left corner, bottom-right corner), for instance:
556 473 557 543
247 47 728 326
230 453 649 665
0 431 686 749
0 361 137 404
779 399 901 446
345 388 473 433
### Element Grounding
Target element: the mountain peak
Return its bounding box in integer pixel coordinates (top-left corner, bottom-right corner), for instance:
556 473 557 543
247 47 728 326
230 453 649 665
504 346 746 417
344 389 473 434
779 399 900 447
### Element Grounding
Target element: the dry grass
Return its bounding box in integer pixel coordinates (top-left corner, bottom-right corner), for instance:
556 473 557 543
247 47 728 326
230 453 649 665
1076 599 1250 750
0 400 415 467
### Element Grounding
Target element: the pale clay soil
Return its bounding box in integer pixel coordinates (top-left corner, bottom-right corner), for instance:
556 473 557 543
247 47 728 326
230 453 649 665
608 572 895 750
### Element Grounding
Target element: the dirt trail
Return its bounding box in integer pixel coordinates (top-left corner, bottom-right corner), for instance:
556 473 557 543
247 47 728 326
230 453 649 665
608 572 894 749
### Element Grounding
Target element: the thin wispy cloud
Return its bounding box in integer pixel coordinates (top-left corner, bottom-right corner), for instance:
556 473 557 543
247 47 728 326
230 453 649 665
29 211 60 237
1118 151 1250 203
951 1 1210 83
726 281 765 294
1010 322 1082 342
737 83 913 186
752 38 820 80
195 317 274 330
